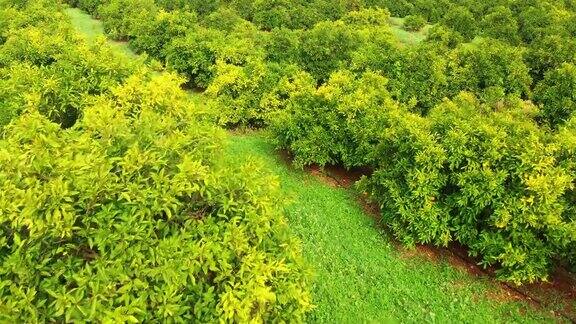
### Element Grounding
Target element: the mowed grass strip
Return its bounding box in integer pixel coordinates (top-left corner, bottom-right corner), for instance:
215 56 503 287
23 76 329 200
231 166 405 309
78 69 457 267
65 7 138 57
226 133 558 323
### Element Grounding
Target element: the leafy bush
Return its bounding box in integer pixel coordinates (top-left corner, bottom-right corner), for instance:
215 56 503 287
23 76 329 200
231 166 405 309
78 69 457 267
362 93 575 283
0 25 74 66
265 27 302 63
0 5 139 130
299 20 359 81
403 15 426 31
270 69 399 168
341 7 390 26
525 34 576 81
1 0 64 44
0 39 139 129
129 9 197 59
207 59 300 127
534 63 576 127
98 0 156 40
0 72 312 322
164 28 223 89
441 6 477 41
428 94 571 283
349 26 399 75
447 38 532 99
270 68 576 282
424 25 465 49
480 6 521 44
389 43 450 114
251 0 305 30
202 7 247 32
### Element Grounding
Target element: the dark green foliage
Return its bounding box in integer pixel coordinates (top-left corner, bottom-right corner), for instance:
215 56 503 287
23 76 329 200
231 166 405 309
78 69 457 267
534 63 576 127
164 28 223 89
265 27 302 63
403 15 426 31
441 6 477 41
525 34 576 81
251 0 309 30
447 38 532 99
299 21 359 82
517 5 553 43
480 6 520 44
129 9 197 59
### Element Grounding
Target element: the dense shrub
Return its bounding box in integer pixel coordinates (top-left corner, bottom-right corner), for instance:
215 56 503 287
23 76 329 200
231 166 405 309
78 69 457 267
441 6 477 41
517 5 553 43
0 1 58 44
447 38 532 99
299 21 359 81
270 70 399 168
424 25 465 49
0 40 139 129
207 59 300 126
265 27 302 63
202 7 247 32
0 7 139 129
98 0 156 40
273 81 576 282
480 6 520 44
389 44 450 114
164 28 223 89
129 9 197 59
349 27 399 76
403 15 426 31
0 26 74 66
0 73 312 321
534 63 576 127
424 94 572 283
341 7 390 26
367 92 572 282
525 34 576 81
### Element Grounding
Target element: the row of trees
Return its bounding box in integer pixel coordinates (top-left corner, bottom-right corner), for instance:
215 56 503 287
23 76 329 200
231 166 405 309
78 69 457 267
68 0 576 127
67 0 576 283
0 0 311 321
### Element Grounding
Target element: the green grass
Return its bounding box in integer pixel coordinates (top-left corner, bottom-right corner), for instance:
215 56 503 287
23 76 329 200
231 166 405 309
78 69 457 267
388 16 431 45
226 133 557 323
64 7 560 323
64 7 137 58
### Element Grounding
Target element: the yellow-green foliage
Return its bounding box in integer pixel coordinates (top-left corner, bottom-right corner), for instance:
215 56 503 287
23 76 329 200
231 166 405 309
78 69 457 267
56 0 576 285
271 67 576 283
0 0 140 130
207 59 300 127
0 1 311 321
0 72 312 322
0 40 140 129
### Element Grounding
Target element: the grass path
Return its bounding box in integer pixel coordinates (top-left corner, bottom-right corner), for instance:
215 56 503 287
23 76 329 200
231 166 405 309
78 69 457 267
65 7 559 323
65 7 137 57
